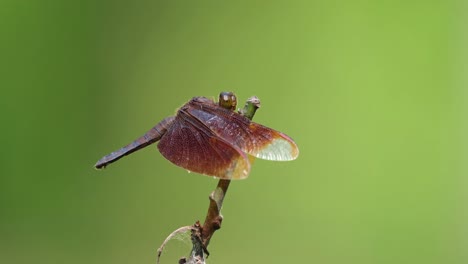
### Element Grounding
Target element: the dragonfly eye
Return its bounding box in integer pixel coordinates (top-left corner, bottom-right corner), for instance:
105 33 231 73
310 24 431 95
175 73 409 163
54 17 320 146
218 91 237 111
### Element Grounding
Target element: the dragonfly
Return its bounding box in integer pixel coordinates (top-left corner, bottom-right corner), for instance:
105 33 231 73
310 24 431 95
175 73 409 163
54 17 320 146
95 92 299 179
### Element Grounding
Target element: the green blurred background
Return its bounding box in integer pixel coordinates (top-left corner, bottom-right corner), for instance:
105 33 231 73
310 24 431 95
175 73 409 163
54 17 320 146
1 1 466 263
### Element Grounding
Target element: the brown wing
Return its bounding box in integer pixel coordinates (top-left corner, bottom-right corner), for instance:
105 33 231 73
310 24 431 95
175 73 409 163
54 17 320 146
157 108 251 180
186 100 299 161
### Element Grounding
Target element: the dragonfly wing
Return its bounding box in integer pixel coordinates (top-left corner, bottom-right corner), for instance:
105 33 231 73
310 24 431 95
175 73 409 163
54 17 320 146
157 111 251 180
241 122 299 161
187 102 299 161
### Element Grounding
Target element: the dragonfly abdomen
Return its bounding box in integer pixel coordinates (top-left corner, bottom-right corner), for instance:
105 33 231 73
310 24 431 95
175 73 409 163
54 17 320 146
95 116 175 169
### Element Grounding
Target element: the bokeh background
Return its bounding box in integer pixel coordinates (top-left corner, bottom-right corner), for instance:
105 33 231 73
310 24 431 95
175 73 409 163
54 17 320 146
1 1 467 263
